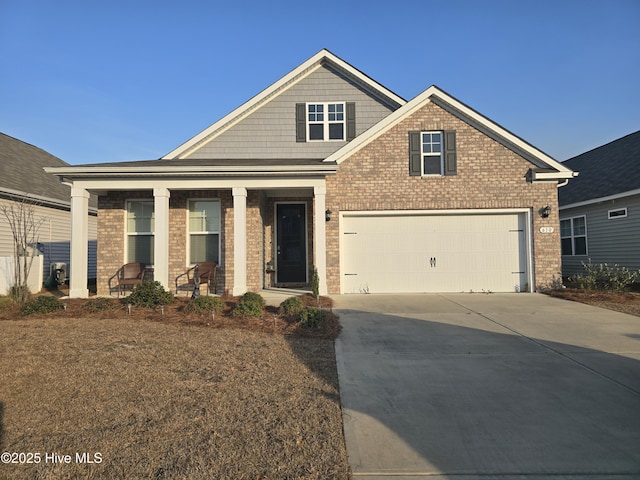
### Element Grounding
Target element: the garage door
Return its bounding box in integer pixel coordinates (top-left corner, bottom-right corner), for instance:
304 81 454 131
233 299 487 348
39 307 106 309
341 212 529 293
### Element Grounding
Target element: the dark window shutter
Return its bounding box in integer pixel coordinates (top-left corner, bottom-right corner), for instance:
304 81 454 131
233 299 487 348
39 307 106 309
444 130 457 176
409 131 421 176
346 102 356 141
296 103 306 142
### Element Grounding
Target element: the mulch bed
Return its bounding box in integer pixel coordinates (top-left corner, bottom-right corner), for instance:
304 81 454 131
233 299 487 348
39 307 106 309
544 288 640 317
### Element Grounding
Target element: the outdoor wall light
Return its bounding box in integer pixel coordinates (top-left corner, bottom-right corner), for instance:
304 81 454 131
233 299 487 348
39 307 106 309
540 205 551 218
325 209 332 222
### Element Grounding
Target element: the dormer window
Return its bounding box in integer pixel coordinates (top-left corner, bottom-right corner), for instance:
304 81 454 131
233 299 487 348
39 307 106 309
296 102 356 142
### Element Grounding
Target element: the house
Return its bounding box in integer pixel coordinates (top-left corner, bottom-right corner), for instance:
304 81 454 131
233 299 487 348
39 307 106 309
559 130 640 279
0 132 97 292
45 49 575 298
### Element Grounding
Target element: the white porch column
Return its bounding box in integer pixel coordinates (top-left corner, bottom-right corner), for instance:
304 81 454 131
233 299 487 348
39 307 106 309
313 185 328 295
153 187 170 291
232 187 247 296
69 187 89 298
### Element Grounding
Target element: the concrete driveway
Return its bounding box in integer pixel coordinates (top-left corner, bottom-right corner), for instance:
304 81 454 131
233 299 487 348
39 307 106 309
334 293 640 480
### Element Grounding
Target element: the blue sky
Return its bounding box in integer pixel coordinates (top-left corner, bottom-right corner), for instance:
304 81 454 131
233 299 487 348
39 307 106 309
1 0 638 165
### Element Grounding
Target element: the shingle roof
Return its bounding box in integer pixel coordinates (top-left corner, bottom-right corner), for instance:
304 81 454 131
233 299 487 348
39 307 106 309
0 132 72 204
559 130 640 206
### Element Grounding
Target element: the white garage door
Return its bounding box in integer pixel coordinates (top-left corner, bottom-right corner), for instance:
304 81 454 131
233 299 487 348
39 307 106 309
341 212 529 293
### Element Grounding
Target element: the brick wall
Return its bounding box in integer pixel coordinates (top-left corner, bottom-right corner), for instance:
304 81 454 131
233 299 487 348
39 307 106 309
96 190 234 297
324 101 561 293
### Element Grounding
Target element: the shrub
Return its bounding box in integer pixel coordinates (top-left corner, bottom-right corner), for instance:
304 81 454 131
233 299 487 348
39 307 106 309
240 291 265 307
570 262 640 292
311 266 320 302
233 292 265 318
20 296 63 316
185 295 225 314
0 296 15 311
278 296 305 318
83 297 120 313
125 281 174 309
299 307 327 328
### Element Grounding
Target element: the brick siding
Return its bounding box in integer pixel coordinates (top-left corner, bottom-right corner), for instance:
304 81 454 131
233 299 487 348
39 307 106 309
324 101 561 293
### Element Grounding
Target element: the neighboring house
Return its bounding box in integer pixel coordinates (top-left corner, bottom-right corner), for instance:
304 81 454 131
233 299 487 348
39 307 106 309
45 50 575 298
0 133 98 289
559 130 640 278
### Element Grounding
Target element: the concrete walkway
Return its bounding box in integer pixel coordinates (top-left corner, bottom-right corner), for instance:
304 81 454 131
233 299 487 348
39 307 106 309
334 293 640 480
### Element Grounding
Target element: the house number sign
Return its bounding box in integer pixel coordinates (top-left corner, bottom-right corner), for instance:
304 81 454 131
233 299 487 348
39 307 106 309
539 226 554 233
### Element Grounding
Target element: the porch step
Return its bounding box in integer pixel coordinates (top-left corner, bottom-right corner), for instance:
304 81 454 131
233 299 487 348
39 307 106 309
259 288 311 307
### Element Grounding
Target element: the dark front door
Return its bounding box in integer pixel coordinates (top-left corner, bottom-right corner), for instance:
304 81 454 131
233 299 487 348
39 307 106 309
276 203 307 284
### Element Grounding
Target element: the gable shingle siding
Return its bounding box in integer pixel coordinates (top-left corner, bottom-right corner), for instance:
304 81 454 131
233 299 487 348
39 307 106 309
184 65 398 160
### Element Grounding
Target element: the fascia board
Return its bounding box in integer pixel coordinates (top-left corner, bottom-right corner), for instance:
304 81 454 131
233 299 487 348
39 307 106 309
327 85 576 177
162 49 406 160
44 164 338 177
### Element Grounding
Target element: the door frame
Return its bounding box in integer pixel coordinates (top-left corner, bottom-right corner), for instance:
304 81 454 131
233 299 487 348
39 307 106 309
274 201 309 285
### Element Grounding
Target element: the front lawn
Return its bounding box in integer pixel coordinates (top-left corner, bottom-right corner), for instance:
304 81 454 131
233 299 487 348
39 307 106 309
0 305 349 479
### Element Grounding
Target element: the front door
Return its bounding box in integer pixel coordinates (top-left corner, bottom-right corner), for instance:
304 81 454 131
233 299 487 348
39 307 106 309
276 203 307 284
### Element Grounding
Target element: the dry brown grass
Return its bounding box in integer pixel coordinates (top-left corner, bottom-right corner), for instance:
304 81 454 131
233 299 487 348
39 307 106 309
0 298 350 479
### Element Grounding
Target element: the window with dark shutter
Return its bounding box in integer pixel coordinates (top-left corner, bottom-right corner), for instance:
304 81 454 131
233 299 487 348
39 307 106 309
409 130 457 177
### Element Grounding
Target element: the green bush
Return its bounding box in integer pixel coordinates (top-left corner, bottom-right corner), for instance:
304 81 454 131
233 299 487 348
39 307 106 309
20 296 64 316
299 307 327 328
83 297 120 313
570 262 640 292
278 296 305 318
125 281 174 309
233 292 265 318
185 295 225 314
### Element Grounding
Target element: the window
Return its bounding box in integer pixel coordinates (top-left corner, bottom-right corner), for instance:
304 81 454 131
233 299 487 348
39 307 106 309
608 208 627 219
126 200 154 265
560 216 587 256
188 200 220 265
296 102 355 142
307 102 344 140
409 130 457 176
422 131 443 175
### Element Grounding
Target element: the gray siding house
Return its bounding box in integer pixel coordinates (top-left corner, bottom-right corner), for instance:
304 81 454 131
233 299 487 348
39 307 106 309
0 133 98 290
559 130 640 278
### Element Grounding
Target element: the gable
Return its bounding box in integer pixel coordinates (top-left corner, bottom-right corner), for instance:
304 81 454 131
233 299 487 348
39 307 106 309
182 64 399 161
326 86 575 183
163 50 405 161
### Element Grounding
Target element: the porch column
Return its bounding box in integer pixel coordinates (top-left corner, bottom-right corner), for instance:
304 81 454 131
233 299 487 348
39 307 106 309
313 185 328 295
232 187 247 296
153 187 170 291
69 187 89 298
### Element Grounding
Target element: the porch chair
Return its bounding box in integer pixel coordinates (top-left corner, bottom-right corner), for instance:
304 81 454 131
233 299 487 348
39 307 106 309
175 261 218 296
109 262 146 297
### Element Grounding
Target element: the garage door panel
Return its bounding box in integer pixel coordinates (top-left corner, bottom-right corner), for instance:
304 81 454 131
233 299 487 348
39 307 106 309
342 213 528 293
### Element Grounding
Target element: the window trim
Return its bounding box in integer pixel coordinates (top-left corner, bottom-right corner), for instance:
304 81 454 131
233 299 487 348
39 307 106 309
421 131 444 176
125 199 155 266
306 102 346 142
608 207 627 220
186 198 221 267
560 215 588 256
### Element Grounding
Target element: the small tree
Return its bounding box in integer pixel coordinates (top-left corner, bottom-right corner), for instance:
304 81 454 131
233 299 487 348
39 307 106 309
0 198 44 303
311 266 320 307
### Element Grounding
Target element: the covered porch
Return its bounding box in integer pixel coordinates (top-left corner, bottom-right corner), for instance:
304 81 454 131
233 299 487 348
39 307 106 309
45 160 337 299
